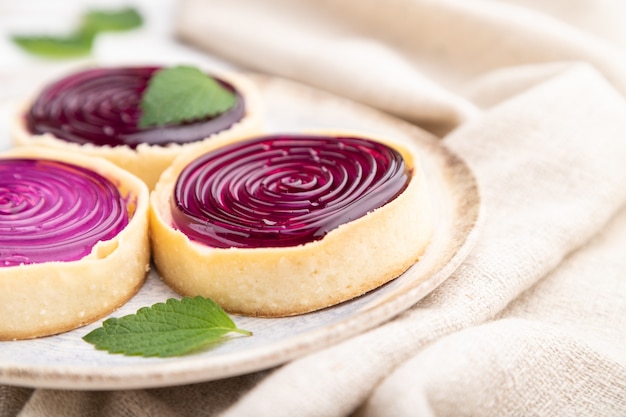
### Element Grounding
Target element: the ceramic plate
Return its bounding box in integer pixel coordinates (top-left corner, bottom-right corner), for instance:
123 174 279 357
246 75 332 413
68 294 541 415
0 74 482 390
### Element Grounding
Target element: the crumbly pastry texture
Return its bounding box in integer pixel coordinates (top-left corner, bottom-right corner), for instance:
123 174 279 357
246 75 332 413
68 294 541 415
0 147 150 340
10 68 263 190
150 132 434 317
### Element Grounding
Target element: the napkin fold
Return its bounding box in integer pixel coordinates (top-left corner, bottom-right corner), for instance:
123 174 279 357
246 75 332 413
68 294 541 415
176 0 626 135
215 62 626 417
6 0 626 416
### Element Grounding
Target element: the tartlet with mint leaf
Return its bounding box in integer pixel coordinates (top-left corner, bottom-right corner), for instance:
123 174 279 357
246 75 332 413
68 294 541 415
11 65 262 189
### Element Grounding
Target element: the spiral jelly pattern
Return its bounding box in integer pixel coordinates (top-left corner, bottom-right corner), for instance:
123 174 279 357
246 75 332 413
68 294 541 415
171 134 411 248
0 159 129 266
25 67 245 148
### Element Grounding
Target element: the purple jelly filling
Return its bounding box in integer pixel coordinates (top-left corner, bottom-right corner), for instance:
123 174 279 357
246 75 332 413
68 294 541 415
0 158 129 267
25 67 245 149
171 134 411 249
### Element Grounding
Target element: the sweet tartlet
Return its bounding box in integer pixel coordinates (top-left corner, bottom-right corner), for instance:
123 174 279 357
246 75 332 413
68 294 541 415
0 147 150 340
11 65 262 189
150 132 433 316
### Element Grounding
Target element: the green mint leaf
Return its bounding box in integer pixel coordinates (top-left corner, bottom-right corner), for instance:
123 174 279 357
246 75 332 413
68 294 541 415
138 65 236 128
11 32 94 59
10 7 142 59
83 296 252 358
80 7 143 34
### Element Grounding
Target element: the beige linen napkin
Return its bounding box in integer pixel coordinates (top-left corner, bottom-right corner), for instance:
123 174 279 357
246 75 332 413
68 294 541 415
175 0 626 135
6 0 626 416
214 63 626 417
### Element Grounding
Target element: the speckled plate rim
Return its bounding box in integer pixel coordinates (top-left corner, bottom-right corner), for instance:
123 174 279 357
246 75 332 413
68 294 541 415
0 73 483 390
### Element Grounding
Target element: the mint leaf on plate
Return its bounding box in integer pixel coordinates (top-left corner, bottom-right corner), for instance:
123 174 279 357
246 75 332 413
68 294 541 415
83 296 252 358
11 33 94 59
138 65 237 128
80 7 143 34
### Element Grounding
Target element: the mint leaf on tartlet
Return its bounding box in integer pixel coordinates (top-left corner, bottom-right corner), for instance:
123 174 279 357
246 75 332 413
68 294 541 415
138 65 237 128
83 296 252 358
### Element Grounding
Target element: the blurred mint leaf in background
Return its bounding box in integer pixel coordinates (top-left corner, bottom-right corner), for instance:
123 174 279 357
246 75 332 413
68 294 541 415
80 7 143 34
11 7 143 59
12 33 95 59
